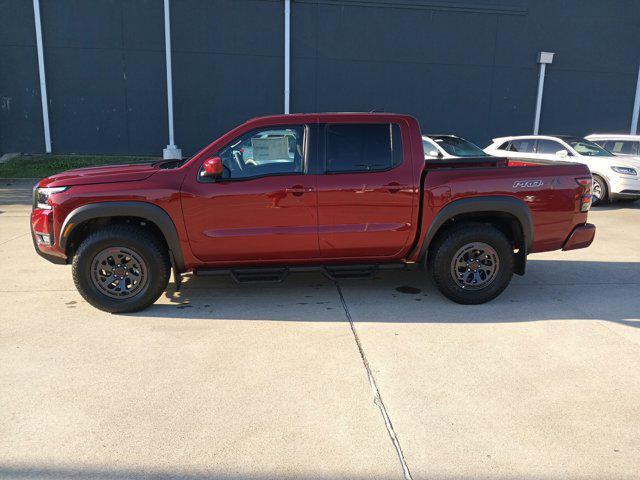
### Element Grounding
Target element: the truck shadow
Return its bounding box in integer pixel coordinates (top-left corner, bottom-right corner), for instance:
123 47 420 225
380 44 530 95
134 259 640 328
591 200 640 211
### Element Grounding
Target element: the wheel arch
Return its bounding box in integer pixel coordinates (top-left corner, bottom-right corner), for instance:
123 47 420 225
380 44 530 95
60 201 185 272
418 196 533 275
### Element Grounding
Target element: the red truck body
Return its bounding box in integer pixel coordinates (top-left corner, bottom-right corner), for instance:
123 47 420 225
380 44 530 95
31 113 595 311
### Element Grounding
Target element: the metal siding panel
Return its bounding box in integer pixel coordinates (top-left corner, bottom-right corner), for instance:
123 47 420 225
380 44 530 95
3 0 640 155
0 1 43 153
172 0 283 154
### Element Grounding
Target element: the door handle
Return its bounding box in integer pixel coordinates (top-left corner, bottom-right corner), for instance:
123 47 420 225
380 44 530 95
285 185 310 197
384 182 409 193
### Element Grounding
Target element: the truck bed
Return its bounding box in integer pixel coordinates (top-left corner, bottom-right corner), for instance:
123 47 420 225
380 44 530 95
416 156 591 255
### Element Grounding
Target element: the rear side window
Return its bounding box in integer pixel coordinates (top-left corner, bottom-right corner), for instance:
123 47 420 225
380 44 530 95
509 139 535 153
325 123 402 173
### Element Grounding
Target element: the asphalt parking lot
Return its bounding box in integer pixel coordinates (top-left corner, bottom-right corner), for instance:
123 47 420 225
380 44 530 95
1 180 639 480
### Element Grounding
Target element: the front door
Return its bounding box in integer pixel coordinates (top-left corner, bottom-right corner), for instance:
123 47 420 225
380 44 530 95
181 125 319 263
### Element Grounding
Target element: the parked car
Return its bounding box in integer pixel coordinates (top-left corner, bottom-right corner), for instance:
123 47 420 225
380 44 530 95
32 113 595 313
485 135 640 204
585 134 640 160
422 134 489 159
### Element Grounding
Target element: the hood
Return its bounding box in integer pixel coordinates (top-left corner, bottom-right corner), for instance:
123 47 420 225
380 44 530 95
602 156 640 170
39 163 158 188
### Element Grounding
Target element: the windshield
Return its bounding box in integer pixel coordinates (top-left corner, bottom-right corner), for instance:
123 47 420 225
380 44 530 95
430 136 487 157
564 137 612 157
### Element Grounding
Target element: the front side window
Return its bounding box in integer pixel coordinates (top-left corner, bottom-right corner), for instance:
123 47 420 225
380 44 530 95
564 137 611 157
431 136 487 157
509 139 535 153
325 123 402 173
536 139 565 155
202 126 305 180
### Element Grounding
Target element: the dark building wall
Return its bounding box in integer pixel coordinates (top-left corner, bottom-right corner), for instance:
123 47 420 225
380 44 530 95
40 0 167 155
1 0 639 155
0 0 44 153
171 0 284 154
292 0 640 147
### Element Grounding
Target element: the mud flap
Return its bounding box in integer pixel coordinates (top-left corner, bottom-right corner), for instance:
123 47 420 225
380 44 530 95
169 250 182 292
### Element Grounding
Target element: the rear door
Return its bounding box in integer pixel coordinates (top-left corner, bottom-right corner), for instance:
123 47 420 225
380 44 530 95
316 122 415 259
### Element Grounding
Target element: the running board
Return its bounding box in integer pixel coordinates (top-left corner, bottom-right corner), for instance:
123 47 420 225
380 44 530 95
195 263 408 284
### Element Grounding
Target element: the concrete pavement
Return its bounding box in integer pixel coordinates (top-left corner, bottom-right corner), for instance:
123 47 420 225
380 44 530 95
1 180 639 479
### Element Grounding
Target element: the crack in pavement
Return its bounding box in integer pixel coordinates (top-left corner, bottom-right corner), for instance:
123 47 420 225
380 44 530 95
0 232 29 246
335 281 413 480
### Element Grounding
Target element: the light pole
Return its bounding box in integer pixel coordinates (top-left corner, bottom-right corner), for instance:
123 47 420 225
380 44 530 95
631 64 640 135
533 51 554 135
284 0 291 114
32 0 51 153
163 0 182 160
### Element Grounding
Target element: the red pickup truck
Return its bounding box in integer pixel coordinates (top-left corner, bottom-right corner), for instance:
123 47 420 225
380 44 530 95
31 113 596 313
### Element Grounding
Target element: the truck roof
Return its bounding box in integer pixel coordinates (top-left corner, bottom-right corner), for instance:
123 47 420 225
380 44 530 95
246 112 416 124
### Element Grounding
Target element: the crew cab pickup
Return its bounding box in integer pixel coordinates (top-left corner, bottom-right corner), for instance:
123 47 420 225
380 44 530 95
31 113 596 313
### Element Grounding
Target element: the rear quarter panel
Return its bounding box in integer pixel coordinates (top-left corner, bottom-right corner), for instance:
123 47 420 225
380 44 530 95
418 163 590 254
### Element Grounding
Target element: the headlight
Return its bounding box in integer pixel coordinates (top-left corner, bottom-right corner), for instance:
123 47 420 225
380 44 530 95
34 186 68 209
611 166 637 176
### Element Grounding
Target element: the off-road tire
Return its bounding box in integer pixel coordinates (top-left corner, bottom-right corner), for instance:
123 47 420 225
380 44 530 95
429 222 514 305
72 225 170 313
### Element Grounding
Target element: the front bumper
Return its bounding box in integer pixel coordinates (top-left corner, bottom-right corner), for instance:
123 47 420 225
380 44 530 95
609 174 640 199
31 208 68 264
562 223 596 251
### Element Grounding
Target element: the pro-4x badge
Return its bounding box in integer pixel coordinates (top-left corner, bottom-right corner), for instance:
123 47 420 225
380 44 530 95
513 180 544 188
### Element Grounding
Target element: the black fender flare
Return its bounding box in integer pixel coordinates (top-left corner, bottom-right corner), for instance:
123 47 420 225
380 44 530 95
417 195 534 272
59 201 185 272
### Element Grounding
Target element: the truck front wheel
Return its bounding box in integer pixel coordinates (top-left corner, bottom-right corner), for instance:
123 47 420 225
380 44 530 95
429 223 514 305
72 225 171 313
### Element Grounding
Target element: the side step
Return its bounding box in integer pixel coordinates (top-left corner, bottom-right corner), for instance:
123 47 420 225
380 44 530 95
195 263 408 284
230 268 288 284
323 265 377 280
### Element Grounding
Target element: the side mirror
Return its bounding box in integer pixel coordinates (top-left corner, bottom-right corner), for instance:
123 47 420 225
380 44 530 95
426 150 442 159
556 149 569 159
202 156 223 178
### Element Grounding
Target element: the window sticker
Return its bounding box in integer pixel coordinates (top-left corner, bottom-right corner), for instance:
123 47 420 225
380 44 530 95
251 136 290 162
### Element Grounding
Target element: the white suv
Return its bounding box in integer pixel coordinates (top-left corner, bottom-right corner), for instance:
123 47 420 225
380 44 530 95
585 134 640 160
485 135 640 204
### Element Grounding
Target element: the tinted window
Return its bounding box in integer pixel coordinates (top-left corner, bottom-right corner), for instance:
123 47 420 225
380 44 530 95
536 139 564 154
423 139 441 158
607 140 638 155
509 139 535 153
497 141 510 150
325 124 402 173
431 136 487 157
201 126 305 180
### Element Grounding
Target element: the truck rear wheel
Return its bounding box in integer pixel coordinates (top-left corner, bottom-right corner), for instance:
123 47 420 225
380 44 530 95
72 225 170 313
429 223 514 305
